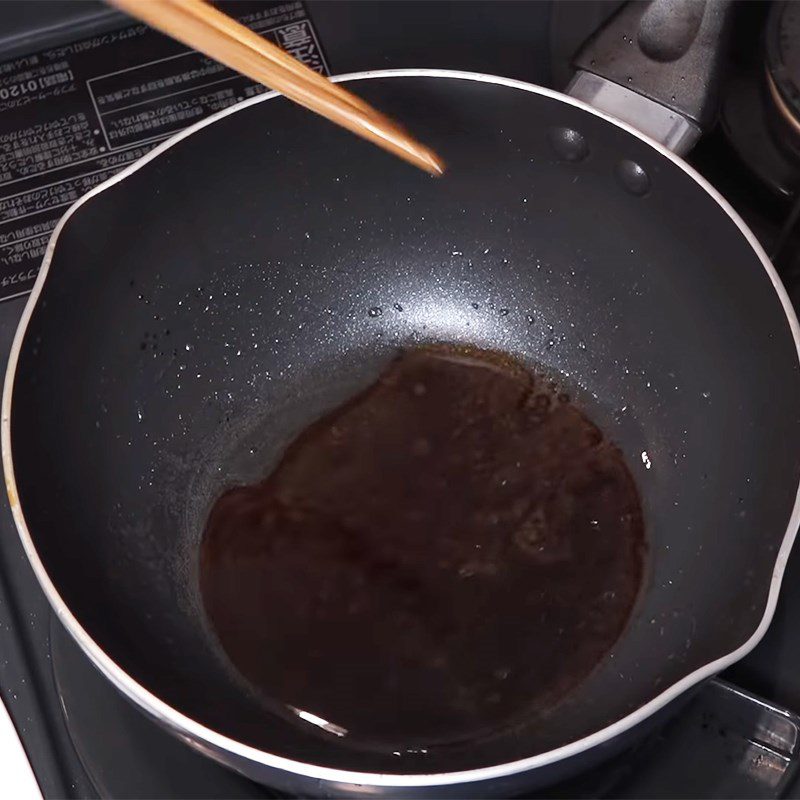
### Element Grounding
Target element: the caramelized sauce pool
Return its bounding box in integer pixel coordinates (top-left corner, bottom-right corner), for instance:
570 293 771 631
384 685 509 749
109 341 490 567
200 347 645 751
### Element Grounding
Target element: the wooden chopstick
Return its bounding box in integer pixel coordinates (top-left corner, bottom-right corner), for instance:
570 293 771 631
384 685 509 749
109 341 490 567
108 0 445 175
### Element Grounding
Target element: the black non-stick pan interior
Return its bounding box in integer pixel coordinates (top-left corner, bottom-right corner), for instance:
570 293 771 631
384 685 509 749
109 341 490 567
9 74 800 773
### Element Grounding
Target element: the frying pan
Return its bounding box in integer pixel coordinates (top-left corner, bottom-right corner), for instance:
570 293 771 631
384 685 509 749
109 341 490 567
4 69 800 797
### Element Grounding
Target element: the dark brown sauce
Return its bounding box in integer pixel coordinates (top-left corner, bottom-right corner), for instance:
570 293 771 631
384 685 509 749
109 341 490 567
200 347 645 751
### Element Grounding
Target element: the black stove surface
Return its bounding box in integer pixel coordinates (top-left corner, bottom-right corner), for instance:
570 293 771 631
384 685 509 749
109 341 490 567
2 2 800 798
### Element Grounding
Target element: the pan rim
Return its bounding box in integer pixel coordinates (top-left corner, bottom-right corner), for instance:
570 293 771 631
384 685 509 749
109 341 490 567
3 67 800 787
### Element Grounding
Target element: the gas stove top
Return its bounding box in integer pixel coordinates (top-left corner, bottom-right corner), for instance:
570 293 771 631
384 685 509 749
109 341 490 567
1 2 800 797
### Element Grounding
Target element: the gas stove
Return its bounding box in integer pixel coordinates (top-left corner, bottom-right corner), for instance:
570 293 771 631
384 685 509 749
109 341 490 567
1 2 800 797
